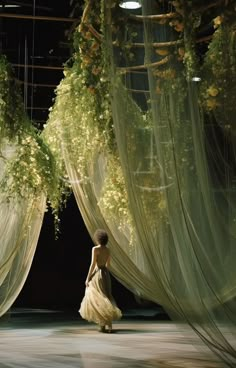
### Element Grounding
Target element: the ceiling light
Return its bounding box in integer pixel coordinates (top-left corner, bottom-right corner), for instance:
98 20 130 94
119 1 141 9
0 4 20 7
192 77 201 82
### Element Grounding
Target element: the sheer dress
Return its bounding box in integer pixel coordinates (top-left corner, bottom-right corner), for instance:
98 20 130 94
79 251 122 326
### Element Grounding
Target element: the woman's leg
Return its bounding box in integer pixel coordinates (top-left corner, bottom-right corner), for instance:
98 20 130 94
106 323 112 333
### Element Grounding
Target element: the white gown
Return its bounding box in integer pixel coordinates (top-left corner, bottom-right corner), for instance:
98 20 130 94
79 265 122 326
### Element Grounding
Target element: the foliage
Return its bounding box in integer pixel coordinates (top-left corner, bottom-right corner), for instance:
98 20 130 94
45 0 236 236
169 0 200 80
0 55 67 235
71 0 116 152
0 55 26 141
44 65 105 183
199 6 236 130
98 155 130 231
43 0 133 232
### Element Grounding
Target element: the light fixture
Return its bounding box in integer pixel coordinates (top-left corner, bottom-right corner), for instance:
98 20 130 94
0 4 20 7
119 1 141 9
192 77 201 82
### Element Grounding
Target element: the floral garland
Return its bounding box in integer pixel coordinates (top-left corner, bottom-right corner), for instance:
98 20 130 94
97 155 130 230
44 0 134 235
72 0 116 151
199 8 236 127
0 56 67 235
44 0 236 237
169 0 199 80
44 65 105 182
149 0 199 99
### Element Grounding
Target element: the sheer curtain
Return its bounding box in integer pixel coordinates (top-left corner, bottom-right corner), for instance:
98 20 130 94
44 0 236 365
104 0 236 364
0 57 51 317
0 142 46 317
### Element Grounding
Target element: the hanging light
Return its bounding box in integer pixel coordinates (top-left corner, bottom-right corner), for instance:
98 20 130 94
192 77 201 82
119 1 141 9
0 4 20 7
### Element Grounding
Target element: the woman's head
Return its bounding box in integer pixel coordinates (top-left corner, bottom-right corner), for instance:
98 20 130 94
94 229 108 246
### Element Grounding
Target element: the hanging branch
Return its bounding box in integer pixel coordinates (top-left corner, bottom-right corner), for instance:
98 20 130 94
114 34 212 50
128 0 225 23
196 35 213 44
12 63 63 70
84 23 103 41
129 12 179 22
127 40 182 48
126 88 150 94
80 1 91 24
117 56 170 73
80 0 102 41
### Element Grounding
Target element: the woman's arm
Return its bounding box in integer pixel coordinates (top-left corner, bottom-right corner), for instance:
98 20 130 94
105 250 111 269
85 247 97 287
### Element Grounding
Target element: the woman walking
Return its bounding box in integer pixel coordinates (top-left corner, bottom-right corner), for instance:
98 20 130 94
79 229 122 332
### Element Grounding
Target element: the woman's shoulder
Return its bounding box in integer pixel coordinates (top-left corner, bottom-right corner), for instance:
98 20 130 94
93 245 110 253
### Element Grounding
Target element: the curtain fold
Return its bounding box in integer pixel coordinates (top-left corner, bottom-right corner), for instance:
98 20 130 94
43 0 236 366
0 143 46 317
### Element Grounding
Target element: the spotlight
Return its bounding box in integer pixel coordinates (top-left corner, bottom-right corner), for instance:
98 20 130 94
119 1 141 9
0 4 20 7
192 77 201 82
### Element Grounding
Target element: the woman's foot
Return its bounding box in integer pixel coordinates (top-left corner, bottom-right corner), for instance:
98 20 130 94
98 325 105 333
106 324 112 333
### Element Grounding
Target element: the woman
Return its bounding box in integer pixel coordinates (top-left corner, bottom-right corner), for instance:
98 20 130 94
79 229 122 332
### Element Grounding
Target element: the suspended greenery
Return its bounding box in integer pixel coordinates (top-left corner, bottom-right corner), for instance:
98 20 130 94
44 1 236 365
0 55 26 141
199 5 236 127
43 0 150 236
0 55 67 234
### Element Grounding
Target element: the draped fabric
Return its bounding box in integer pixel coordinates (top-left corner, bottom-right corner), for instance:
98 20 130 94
0 142 46 317
79 265 122 326
103 1 236 364
44 0 236 366
0 55 62 317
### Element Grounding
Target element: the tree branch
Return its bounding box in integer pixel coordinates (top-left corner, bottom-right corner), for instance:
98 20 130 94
114 34 212 49
117 56 170 73
129 12 178 22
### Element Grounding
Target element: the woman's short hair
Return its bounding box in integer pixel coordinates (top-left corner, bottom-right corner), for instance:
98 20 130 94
94 229 108 246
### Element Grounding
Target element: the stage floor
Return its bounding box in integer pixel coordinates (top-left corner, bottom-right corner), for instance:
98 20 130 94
0 308 227 367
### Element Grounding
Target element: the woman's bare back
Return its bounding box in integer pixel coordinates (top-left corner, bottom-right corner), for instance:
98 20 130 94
94 246 110 267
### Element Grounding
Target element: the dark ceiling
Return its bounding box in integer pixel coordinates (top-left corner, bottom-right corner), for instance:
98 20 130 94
0 0 83 129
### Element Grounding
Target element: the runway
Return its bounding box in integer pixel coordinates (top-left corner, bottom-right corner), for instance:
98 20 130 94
0 308 226 367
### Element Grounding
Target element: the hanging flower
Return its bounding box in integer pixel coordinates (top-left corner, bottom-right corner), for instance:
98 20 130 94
207 86 219 97
206 98 219 110
169 20 184 33
213 16 223 29
178 47 185 59
156 49 169 56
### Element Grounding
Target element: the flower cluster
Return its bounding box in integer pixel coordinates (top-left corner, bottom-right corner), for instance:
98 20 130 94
167 0 199 80
44 0 136 233
98 156 131 232
199 9 236 126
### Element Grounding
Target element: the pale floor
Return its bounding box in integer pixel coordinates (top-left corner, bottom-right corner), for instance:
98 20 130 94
0 308 230 368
